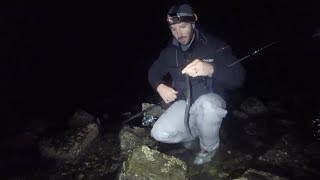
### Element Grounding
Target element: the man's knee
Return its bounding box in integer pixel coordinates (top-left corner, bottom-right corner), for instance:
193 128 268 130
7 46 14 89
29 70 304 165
193 93 228 124
196 93 226 110
197 93 226 111
150 126 163 141
151 126 180 143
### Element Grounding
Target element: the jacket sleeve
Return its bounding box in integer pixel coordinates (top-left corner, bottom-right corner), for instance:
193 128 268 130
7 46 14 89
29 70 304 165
148 49 170 90
212 46 246 90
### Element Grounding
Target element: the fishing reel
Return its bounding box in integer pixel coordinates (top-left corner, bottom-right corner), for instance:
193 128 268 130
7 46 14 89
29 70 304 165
141 112 158 127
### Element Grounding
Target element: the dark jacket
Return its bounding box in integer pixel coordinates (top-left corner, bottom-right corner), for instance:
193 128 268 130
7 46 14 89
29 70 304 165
148 28 246 102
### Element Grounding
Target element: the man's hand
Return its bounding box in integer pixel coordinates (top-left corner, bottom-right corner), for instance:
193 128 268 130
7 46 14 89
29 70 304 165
156 84 178 104
182 59 214 77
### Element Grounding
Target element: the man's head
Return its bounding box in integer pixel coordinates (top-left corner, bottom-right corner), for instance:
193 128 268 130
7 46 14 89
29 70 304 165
166 3 198 45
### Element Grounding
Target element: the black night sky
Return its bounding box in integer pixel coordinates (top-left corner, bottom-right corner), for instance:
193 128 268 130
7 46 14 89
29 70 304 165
1 0 320 166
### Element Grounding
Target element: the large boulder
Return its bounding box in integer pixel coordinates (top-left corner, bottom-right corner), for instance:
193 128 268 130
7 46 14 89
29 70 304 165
240 97 268 116
234 168 288 180
118 145 188 180
257 133 308 168
119 126 159 156
39 123 99 160
68 109 97 128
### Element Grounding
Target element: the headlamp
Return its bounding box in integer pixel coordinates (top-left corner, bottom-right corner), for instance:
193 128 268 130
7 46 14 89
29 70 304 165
167 12 197 25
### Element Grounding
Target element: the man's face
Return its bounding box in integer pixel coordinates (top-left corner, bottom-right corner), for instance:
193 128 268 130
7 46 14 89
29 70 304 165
169 22 194 45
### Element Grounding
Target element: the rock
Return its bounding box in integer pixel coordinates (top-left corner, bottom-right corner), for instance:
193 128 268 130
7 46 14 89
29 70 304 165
243 121 268 136
213 147 252 177
258 149 292 166
109 162 122 173
76 173 84 180
245 136 264 150
234 168 288 180
240 97 268 116
39 123 99 160
50 132 122 178
232 109 249 120
68 110 95 128
257 133 309 170
118 145 187 180
119 126 159 156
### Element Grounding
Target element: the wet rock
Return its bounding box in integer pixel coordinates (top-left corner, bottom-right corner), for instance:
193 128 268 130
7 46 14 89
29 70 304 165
118 145 187 180
50 132 122 178
257 133 309 170
243 121 268 136
215 147 253 177
240 97 268 116
39 123 99 160
234 168 288 180
109 162 122 173
244 135 265 150
76 173 84 180
68 110 95 128
119 126 159 156
187 161 232 180
258 149 292 166
232 109 249 120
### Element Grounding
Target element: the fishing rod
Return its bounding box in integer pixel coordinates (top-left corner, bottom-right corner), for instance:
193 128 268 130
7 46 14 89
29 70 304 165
121 100 165 125
228 29 320 67
228 40 279 67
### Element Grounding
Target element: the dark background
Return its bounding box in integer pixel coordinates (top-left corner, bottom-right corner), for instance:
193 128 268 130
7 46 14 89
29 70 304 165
1 0 319 130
